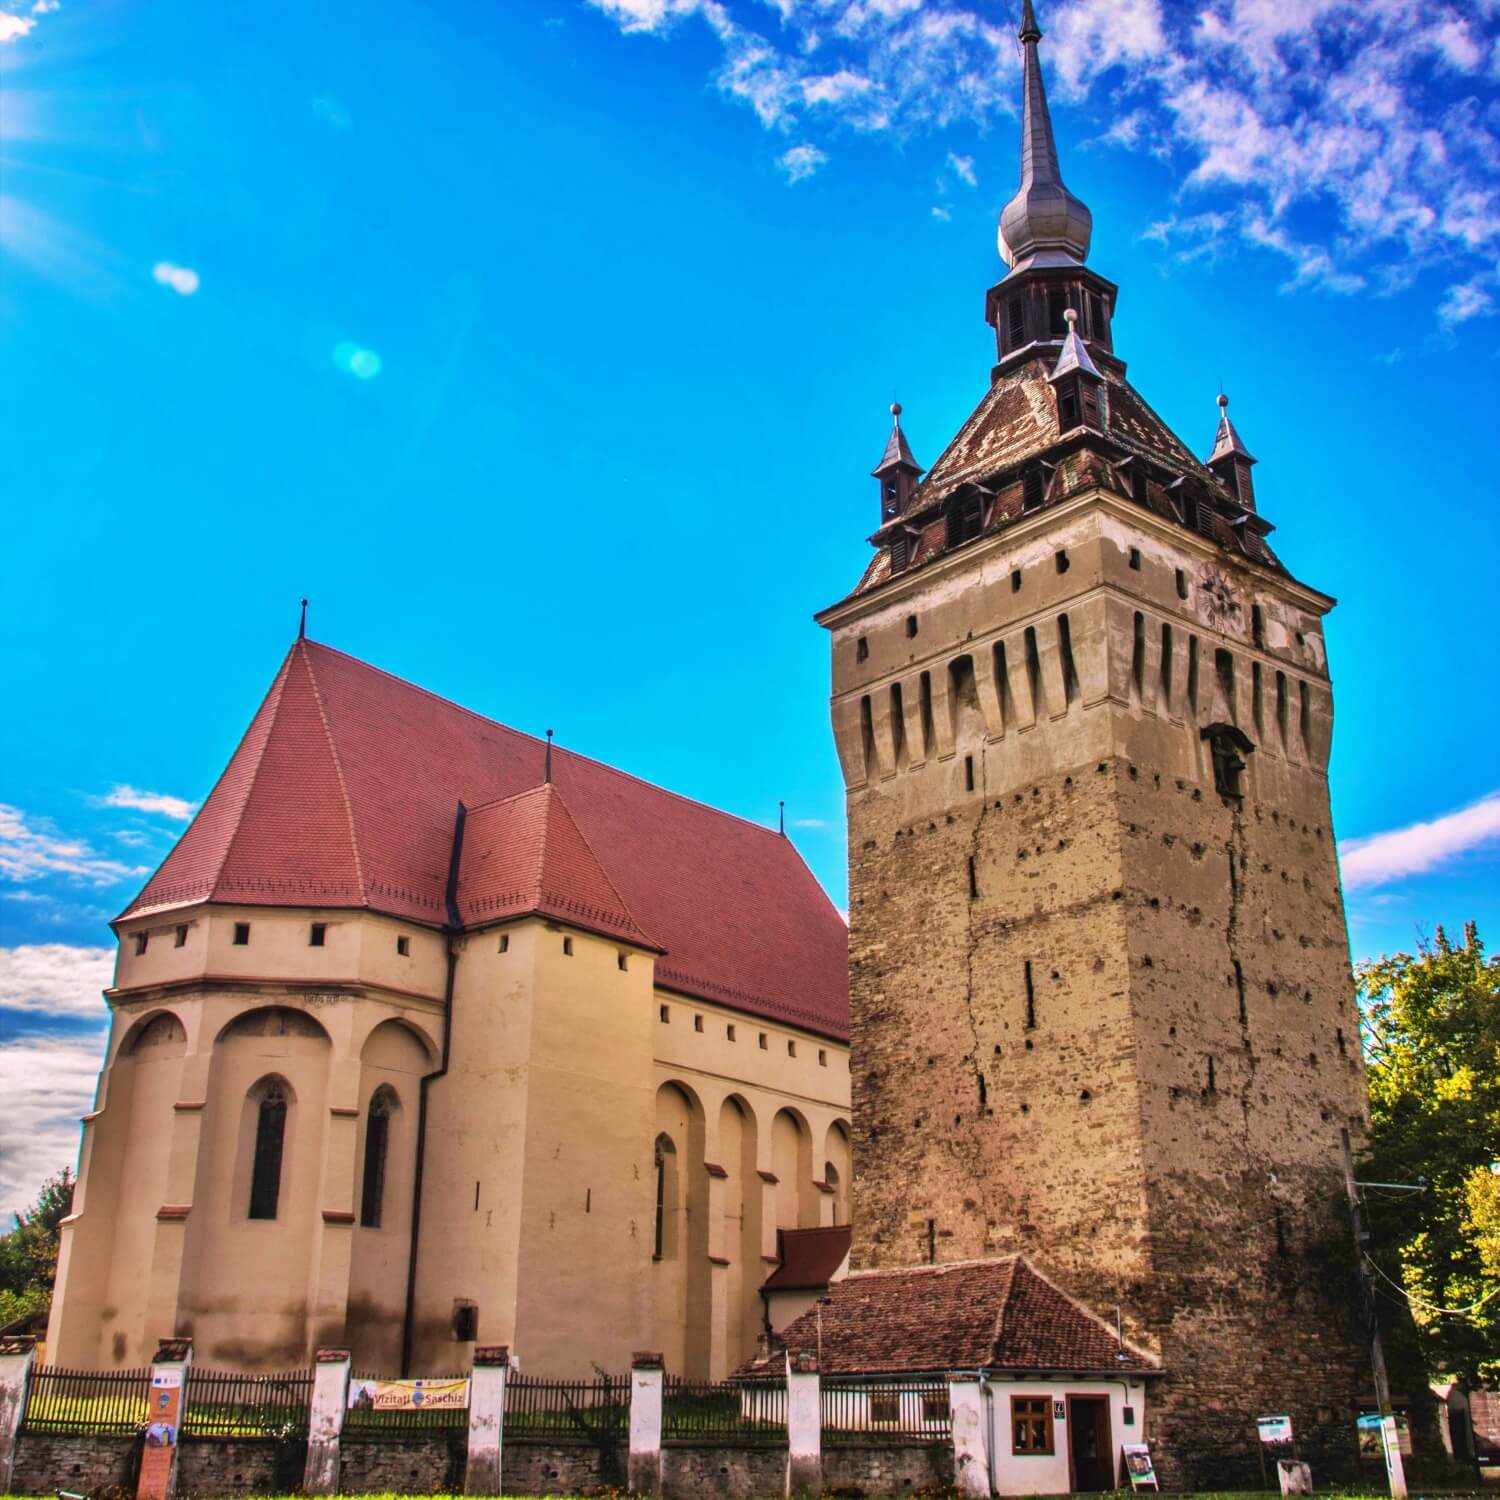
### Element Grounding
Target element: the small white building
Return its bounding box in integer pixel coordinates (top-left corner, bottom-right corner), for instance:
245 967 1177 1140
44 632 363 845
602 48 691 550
741 1255 1161 1496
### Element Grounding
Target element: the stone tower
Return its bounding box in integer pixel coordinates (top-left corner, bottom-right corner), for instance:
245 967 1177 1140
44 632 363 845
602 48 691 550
816 1 1371 1482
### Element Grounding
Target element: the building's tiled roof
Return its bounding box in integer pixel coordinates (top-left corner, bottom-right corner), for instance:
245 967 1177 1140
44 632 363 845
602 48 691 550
456 784 658 949
739 1256 1158 1376
762 1225 852 1292
122 639 849 1040
847 352 1281 600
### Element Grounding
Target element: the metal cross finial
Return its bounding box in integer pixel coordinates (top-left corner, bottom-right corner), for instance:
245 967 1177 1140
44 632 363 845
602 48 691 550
299 599 308 639
544 728 554 785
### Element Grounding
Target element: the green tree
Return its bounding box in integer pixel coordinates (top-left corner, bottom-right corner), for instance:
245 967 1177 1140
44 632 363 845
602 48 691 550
1360 922 1500 1383
0 1167 74 1330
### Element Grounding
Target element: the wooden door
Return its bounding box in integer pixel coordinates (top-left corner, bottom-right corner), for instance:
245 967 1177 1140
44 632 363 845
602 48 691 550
1066 1395 1114 1491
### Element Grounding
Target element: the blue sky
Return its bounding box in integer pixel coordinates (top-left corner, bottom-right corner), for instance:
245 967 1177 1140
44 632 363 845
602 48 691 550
2 0 1499 1219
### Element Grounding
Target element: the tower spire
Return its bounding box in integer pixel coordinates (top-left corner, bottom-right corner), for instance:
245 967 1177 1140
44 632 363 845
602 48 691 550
873 402 924 523
998 0 1092 271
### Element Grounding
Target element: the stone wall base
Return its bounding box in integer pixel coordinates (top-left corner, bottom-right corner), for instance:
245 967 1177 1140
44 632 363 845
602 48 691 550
8 1429 949 1498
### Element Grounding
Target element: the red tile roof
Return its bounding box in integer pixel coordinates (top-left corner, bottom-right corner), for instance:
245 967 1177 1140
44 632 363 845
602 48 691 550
123 639 849 1040
762 1225 853 1292
456 785 658 949
740 1256 1159 1376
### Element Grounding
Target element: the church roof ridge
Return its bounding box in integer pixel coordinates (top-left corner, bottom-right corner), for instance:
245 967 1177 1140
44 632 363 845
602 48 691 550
122 637 849 1039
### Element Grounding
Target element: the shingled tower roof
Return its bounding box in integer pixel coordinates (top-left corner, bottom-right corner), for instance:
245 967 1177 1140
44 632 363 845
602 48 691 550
850 0 1285 601
123 638 849 1040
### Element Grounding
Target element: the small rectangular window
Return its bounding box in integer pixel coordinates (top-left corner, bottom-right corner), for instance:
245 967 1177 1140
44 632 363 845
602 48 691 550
856 636 869 662
1011 1396 1054 1455
1132 465 1150 503
818 1049 827 1067
174 924 188 948
964 755 975 792
452 1304 478 1342
498 933 510 953
1022 467 1045 513
1057 383 1080 430
1080 385 1100 426
309 923 326 947
787 1040 797 1058
660 1005 670 1023
1252 604 1265 647
1006 296 1025 347
618 952 628 971
905 614 918 638
871 1393 900 1425
396 936 410 957
727 1024 737 1041
1176 568 1189 600
562 936 573 956
890 534 910 571
1011 568 1022 592
694 1014 704 1033
1047 289 1069 336
133 932 148 956
233 922 250 946
1129 547 1141 570
758 1033 768 1050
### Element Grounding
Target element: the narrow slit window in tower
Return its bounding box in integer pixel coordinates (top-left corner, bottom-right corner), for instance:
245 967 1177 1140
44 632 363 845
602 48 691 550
1024 961 1036 1030
248 1082 287 1221
1132 612 1145 700
360 1089 392 1228
1058 614 1079 703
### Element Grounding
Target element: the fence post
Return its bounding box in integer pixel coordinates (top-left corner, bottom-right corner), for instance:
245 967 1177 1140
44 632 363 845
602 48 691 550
137 1336 192 1500
785 1351 821 1498
465 1344 511 1496
628 1351 664 1499
948 1372 990 1498
302 1347 351 1497
0 1334 37 1494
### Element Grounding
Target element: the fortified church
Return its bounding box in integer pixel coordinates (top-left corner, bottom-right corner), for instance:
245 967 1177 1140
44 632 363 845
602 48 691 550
51 1 1373 1485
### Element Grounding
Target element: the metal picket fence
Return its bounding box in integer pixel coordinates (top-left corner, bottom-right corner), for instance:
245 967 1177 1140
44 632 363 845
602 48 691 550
821 1378 951 1445
662 1376 787 1444
504 1373 629 1441
181 1366 313 1437
20 1364 152 1434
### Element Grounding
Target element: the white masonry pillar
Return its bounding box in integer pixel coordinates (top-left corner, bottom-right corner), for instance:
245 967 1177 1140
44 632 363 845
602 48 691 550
948 1373 991 1499
629 1351 665 1499
0 1334 37 1494
785 1352 822 1498
465 1344 512 1496
301 1347 351 1496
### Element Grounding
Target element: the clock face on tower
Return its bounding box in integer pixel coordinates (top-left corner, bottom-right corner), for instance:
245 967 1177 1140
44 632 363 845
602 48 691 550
1199 568 1241 629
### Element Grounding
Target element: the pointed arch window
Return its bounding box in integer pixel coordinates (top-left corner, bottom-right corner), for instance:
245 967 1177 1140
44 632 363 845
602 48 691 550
360 1087 396 1229
653 1132 676 1261
248 1081 288 1221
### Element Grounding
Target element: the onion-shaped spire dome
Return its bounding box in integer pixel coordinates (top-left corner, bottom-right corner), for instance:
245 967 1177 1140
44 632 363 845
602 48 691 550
998 0 1093 271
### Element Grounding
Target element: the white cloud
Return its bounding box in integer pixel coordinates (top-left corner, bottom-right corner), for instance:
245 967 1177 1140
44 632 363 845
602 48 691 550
0 944 113 1017
151 261 200 296
31 0 60 11
0 805 148 887
583 0 1500 323
947 150 976 185
0 13 35 41
931 204 952 221
0 1033 104 1223
95 784 197 822
791 817 830 829
1339 790 1500 891
1438 278 1495 326
777 143 828 181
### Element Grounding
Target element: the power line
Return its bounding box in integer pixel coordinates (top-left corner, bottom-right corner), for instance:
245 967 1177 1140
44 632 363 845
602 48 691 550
1361 1251 1500 1319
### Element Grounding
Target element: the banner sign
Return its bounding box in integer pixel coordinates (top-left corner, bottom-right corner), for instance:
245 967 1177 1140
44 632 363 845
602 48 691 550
348 1377 469 1412
1122 1442 1159 1491
1258 1415 1294 1446
136 1371 183 1500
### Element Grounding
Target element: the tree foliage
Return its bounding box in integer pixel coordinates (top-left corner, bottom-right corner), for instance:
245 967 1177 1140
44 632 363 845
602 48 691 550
1360 922 1500 1383
0 1168 74 1331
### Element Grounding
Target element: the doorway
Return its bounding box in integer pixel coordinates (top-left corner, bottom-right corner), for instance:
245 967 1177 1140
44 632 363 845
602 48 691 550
1066 1395 1113 1491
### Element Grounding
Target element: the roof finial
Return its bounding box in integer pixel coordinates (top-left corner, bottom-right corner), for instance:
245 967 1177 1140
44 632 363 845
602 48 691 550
544 728 554 785
779 800 786 836
998 0 1092 271
873 401 922 476
299 599 308 639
